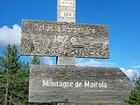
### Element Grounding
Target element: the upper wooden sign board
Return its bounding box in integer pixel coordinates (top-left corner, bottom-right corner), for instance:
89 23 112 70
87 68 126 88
21 20 109 58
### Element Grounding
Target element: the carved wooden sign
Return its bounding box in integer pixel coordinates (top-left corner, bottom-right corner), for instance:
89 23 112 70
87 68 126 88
29 65 133 104
21 20 109 58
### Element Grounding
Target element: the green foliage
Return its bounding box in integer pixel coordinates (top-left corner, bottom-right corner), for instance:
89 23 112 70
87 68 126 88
1 45 21 73
126 77 140 105
31 56 40 65
0 45 28 105
133 77 140 91
0 72 6 104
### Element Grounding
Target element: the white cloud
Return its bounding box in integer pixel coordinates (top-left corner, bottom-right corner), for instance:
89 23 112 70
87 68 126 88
120 67 137 78
76 58 115 67
0 25 21 47
126 70 137 78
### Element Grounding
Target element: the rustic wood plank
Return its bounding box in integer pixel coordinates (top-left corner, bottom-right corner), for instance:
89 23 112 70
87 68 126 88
29 65 133 104
21 20 109 58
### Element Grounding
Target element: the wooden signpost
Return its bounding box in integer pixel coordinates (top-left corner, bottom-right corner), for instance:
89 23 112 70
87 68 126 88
20 0 133 105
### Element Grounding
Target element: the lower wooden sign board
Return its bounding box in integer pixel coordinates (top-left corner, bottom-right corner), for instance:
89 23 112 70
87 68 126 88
29 65 133 105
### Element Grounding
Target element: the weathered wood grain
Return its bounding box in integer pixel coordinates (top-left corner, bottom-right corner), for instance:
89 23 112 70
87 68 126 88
29 65 133 104
21 20 109 58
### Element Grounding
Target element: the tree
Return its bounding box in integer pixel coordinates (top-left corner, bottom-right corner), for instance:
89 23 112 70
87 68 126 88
31 56 40 65
126 77 140 105
0 45 28 105
0 45 55 105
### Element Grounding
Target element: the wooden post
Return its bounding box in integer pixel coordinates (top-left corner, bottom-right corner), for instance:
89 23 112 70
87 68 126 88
57 57 75 65
57 0 76 104
57 0 76 65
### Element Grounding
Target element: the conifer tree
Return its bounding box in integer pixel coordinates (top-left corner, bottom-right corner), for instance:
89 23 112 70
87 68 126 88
31 56 40 65
126 77 140 105
0 45 28 105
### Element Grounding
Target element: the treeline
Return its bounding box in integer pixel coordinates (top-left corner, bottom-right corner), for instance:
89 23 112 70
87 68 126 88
0 45 140 105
